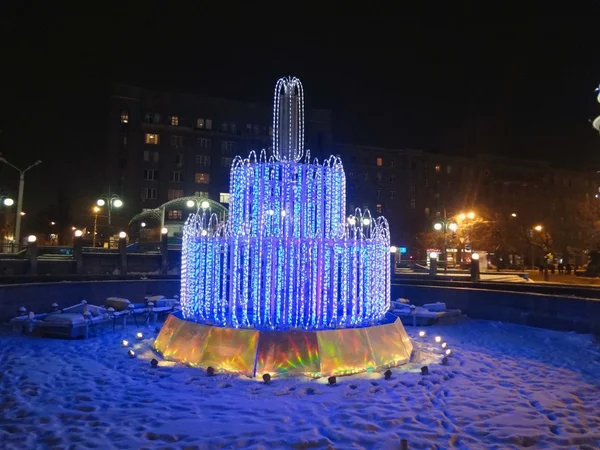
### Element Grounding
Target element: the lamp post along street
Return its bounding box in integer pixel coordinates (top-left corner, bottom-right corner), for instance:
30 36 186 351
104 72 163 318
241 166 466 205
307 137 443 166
0 157 42 249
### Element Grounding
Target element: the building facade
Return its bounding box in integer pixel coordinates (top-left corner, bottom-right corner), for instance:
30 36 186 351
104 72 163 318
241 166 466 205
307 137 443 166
107 84 332 223
339 143 600 259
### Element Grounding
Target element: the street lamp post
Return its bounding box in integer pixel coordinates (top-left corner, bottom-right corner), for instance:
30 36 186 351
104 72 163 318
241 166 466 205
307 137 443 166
0 157 42 250
92 206 101 247
97 186 123 226
433 218 458 273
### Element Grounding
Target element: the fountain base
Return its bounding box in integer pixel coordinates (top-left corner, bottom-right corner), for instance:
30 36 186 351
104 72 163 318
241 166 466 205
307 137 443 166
154 312 413 377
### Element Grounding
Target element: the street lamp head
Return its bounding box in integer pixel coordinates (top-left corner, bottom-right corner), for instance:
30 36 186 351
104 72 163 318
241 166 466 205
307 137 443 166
27 235 36 243
20 212 25 216
472 253 480 261
186 200 195 208
93 206 100 213
74 230 83 237
458 213 466 221
430 252 439 260
467 212 475 220
389 246 397 253
433 222 443 231
362 218 371 226
140 222 146 228
118 231 127 239
2 197 14 206
34 160 42 166
113 199 123 208
96 199 106 207
511 213 517 218
50 221 55 225
448 223 458 232
161 227 168 235
201 200 210 209
534 225 543 232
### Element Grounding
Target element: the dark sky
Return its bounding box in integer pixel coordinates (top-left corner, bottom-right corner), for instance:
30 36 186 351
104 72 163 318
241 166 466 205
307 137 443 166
2 3 600 218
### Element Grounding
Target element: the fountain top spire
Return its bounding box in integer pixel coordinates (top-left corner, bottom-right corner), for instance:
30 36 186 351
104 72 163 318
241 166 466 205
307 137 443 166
272 76 305 162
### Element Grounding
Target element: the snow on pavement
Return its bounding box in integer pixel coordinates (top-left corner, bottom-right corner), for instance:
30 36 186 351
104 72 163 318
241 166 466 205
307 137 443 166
1 319 599 449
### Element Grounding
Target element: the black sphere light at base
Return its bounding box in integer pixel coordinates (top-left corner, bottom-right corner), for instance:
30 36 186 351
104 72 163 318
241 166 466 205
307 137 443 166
128 349 135 358
421 366 429 375
207 366 215 377
384 369 392 380
262 373 271 383
328 376 337 386
150 358 159 368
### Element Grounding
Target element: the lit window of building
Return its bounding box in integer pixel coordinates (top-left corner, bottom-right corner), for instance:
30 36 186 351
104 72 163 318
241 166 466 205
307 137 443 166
376 204 383 214
196 118 205 129
145 133 160 145
167 210 183 220
196 155 211 166
170 116 179 126
195 173 210 184
220 193 230 203
195 191 209 198
168 189 184 200
120 111 128 123
169 171 183 182
205 119 212 130
376 157 383 166
435 164 441 173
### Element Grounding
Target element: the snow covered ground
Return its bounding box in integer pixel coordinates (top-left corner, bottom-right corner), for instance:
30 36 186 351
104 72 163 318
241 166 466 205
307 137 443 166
1 319 599 449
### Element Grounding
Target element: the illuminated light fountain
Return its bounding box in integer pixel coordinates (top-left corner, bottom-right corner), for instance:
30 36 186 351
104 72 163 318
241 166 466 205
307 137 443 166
154 77 412 377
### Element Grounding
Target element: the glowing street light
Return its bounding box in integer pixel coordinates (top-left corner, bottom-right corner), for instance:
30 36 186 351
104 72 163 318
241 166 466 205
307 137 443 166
96 188 123 225
466 212 475 220
2 197 14 206
534 225 543 232
201 201 210 209
458 213 466 221
389 246 397 253
448 222 458 232
433 222 443 231
186 200 195 208
511 213 517 218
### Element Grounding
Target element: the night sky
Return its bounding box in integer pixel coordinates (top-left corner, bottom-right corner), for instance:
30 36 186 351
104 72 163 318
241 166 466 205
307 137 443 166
2 4 600 220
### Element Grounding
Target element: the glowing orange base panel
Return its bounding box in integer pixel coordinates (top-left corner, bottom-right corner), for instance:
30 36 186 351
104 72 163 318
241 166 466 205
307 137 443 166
154 313 413 377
